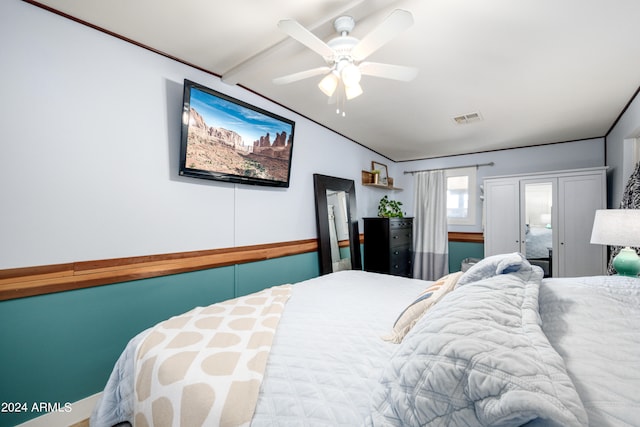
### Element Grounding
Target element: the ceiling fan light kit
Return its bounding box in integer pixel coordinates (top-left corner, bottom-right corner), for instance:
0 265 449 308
344 82 363 100
318 72 339 97
318 60 363 102
274 9 418 109
340 63 362 86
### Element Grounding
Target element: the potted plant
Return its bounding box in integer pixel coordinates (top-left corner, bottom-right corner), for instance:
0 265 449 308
378 195 404 218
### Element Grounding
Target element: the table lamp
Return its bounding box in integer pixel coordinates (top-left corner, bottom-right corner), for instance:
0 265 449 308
590 209 640 276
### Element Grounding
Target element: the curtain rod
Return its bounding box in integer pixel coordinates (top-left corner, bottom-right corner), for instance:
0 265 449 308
403 162 494 175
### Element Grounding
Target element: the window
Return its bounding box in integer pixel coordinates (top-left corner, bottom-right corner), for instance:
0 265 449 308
446 167 477 225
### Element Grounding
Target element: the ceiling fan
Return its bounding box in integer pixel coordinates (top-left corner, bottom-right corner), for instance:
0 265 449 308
273 9 418 105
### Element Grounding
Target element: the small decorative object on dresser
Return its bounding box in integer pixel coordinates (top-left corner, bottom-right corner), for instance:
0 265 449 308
364 217 414 277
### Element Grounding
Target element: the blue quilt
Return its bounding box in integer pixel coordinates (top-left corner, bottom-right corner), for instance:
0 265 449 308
366 253 588 426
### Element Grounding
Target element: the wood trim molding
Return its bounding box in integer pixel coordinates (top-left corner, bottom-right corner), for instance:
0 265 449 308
448 232 484 243
0 232 481 301
339 234 365 247
0 239 318 301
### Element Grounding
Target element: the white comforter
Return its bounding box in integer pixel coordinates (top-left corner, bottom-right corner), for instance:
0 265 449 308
91 271 429 427
540 275 640 426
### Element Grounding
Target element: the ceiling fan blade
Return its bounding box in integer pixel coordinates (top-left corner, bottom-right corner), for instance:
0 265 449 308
278 19 335 58
359 62 418 81
351 9 414 61
273 66 331 85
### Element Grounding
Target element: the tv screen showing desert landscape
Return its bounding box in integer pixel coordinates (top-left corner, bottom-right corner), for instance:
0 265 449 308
179 80 295 187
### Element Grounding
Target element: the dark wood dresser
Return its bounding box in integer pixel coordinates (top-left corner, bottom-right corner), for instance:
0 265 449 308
363 217 414 278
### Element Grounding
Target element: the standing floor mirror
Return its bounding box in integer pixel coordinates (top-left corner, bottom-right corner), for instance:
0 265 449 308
313 174 362 275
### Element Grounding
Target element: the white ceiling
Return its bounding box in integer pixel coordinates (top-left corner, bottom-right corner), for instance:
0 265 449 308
30 0 640 161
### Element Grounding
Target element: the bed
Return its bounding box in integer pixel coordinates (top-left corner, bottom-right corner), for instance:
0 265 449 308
91 253 640 426
525 226 553 276
525 226 553 259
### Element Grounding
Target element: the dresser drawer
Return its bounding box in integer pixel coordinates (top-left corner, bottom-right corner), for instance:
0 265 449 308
389 219 413 229
390 246 412 277
390 227 412 247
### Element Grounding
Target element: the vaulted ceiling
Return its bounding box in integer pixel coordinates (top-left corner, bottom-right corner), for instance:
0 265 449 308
28 0 640 161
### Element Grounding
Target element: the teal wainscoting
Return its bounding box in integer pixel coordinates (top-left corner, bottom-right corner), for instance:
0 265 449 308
0 252 319 426
236 251 319 296
448 241 485 273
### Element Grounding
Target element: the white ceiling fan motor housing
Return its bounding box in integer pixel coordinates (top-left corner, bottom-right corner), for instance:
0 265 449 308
325 16 359 66
333 15 355 34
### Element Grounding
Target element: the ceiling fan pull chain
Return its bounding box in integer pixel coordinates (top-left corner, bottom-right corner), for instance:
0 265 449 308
336 82 346 117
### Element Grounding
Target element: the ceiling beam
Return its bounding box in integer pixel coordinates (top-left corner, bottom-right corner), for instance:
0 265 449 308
221 0 403 85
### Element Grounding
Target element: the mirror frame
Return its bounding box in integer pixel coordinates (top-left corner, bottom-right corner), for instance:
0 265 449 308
313 174 362 275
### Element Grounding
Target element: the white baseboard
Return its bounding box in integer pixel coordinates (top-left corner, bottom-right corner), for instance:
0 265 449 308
15 393 102 427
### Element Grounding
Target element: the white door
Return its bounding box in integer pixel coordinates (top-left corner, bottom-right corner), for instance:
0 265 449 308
557 172 606 276
484 178 521 256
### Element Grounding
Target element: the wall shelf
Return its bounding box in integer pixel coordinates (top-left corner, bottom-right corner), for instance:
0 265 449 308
362 183 403 191
361 170 402 191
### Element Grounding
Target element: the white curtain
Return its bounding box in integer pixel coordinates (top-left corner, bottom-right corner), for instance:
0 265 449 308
413 170 449 280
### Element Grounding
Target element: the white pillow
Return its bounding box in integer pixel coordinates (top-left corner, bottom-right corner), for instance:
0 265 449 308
383 272 463 343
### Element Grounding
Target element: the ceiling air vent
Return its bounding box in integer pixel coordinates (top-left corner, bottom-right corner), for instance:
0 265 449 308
453 112 482 124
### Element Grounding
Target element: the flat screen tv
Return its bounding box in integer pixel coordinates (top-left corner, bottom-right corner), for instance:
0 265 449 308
179 79 295 187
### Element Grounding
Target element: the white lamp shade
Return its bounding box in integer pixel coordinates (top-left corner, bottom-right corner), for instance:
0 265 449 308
340 63 362 86
344 82 363 100
590 209 640 247
318 73 338 97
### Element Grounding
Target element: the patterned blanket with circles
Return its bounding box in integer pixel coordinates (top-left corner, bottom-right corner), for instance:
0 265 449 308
134 284 292 427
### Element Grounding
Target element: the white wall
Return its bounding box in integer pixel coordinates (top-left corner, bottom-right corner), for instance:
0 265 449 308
605 90 640 207
393 138 606 232
0 1 613 269
0 1 385 269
